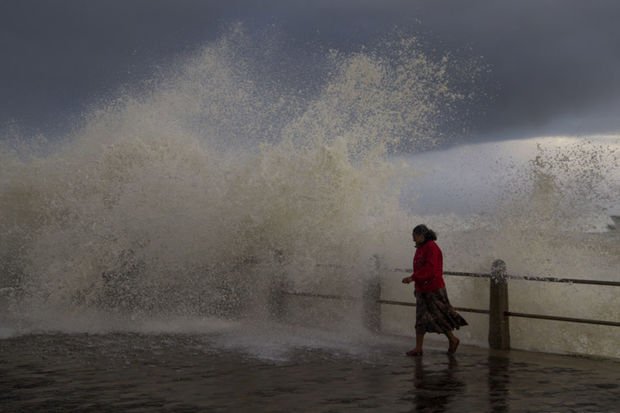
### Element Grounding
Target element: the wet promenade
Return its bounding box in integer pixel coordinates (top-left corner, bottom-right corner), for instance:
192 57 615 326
1 332 618 412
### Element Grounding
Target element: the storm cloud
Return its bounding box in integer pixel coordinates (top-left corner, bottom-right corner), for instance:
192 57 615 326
2 0 620 142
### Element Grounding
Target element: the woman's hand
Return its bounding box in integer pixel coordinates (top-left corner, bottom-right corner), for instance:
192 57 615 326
402 276 413 284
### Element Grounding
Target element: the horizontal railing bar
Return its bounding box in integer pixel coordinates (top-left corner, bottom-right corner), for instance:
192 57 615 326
445 271 492 278
392 268 620 287
379 300 620 325
505 311 620 327
377 299 490 315
317 264 619 286
283 292 619 327
506 276 620 287
283 291 359 302
392 268 491 278
455 307 491 315
377 299 415 307
315 263 350 269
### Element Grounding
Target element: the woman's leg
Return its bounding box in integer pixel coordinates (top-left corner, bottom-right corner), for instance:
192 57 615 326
406 332 425 356
445 330 460 354
415 333 425 351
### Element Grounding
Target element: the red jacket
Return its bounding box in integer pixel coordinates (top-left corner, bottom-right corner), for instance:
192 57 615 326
412 240 445 293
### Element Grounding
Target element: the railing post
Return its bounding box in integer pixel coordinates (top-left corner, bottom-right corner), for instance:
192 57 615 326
268 277 285 321
268 249 287 321
489 259 510 350
363 255 382 333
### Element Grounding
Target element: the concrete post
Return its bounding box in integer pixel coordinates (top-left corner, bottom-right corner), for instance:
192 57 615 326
363 255 382 333
268 275 286 322
267 249 288 321
489 259 510 350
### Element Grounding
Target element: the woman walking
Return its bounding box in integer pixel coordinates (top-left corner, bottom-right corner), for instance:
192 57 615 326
402 224 467 356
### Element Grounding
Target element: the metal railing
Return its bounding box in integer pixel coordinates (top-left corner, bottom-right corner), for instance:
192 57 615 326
272 259 620 350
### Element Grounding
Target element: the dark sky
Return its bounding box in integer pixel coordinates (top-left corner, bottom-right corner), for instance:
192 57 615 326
2 0 620 142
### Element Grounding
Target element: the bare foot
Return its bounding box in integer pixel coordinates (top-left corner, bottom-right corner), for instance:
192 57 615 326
406 349 423 356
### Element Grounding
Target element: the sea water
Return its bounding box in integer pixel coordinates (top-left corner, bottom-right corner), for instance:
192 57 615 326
1 27 618 359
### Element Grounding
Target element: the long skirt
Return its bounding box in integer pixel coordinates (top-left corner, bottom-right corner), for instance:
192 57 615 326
415 288 468 335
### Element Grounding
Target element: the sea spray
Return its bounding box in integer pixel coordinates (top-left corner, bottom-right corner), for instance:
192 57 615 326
454 139 620 278
0 29 461 333
1 28 617 358
400 138 619 357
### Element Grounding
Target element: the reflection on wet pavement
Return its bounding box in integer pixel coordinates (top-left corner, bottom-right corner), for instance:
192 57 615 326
412 356 464 412
1 333 618 412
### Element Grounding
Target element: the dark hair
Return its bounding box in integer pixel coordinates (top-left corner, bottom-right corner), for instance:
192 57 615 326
412 224 437 242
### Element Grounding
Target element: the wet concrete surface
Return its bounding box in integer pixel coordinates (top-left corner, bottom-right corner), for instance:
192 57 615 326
1 332 619 412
